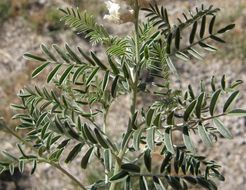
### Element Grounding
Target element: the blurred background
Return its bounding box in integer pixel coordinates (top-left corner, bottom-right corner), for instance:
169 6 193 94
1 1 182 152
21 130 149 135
0 0 245 189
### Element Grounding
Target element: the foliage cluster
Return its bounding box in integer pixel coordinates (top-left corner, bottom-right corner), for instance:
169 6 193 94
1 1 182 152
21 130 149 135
0 1 245 190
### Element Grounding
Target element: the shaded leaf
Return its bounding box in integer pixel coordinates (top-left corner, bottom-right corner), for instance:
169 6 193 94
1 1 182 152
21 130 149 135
110 170 129 182
199 42 217 52
41 44 57 61
153 176 165 190
83 124 98 144
189 21 197 44
31 160 37 175
196 92 205 118
210 35 226 43
165 176 182 190
217 24 235 34
210 89 222 116
78 47 95 66
81 147 94 169
102 71 110 91
184 100 197 121
160 152 172 173
65 44 83 64
209 16 216 34
108 57 119 75
175 28 180 50
86 67 100 86
146 108 155 126
211 76 216 91
124 176 131 190
197 177 215 190
72 66 86 83
24 53 46 62
111 76 119 98
53 44 70 63
139 176 148 190
166 33 172 54
200 16 206 38
91 52 107 70
167 111 174 125
230 80 243 89
223 90 240 113
122 63 130 79
59 65 74 85
144 149 152 172
65 143 84 163
228 109 246 117
221 75 226 91
32 62 50 78
47 64 62 83
94 128 109 149
121 163 140 173
183 176 197 185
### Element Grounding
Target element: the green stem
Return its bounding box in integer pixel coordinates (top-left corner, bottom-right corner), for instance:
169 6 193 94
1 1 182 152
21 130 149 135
109 1 140 190
40 159 87 190
103 108 109 133
103 108 109 183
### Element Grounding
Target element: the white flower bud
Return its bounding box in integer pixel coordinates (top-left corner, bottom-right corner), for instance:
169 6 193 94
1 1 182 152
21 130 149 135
104 0 121 23
104 0 134 24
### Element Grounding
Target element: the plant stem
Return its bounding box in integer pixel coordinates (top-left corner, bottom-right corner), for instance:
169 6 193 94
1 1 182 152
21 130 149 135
109 1 140 190
103 108 109 133
130 173 195 178
40 159 87 190
3 124 87 190
103 108 109 183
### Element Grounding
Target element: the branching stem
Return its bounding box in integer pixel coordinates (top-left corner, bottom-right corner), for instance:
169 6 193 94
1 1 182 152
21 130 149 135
2 123 87 190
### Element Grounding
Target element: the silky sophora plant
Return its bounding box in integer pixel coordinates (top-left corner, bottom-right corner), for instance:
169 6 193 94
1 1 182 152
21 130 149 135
1 0 245 189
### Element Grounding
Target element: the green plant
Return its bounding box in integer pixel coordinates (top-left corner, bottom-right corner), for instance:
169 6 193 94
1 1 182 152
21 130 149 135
0 0 12 23
1 1 245 190
45 7 63 31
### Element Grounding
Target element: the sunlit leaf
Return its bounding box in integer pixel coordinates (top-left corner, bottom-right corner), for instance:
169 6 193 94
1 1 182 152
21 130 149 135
183 125 196 153
198 124 213 147
213 118 232 139
164 127 174 154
